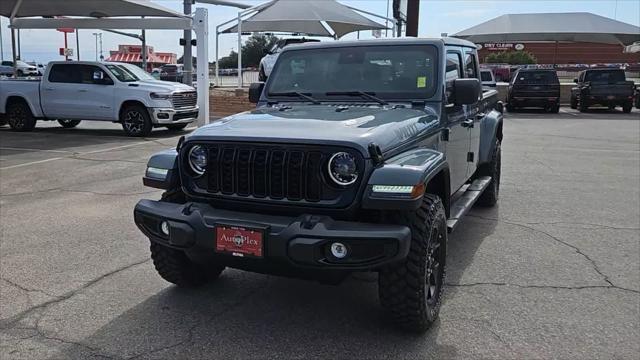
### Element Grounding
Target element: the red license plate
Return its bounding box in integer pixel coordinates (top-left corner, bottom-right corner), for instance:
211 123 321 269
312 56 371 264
215 225 264 258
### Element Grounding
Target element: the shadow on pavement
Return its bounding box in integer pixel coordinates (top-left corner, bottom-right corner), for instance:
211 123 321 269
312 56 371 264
48 209 499 359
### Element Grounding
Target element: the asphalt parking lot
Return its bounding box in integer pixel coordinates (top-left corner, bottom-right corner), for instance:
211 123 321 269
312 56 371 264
1 108 639 359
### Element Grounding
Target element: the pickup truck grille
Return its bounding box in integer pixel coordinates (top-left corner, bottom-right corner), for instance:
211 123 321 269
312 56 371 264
184 143 363 206
172 91 197 108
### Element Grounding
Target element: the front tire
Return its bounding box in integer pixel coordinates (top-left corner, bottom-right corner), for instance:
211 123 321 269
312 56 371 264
7 101 36 132
121 105 152 137
476 139 501 207
150 243 224 288
58 119 81 128
379 194 447 332
578 98 589 112
570 96 577 109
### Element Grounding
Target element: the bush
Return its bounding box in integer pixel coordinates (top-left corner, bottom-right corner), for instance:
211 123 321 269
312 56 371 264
485 51 537 65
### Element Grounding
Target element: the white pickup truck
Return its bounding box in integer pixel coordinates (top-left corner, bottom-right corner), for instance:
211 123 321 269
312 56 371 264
0 61 198 136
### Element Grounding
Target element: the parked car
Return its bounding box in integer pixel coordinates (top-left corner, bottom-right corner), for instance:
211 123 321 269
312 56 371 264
507 69 560 112
160 64 184 82
258 38 320 81
0 61 198 136
480 68 496 89
0 60 39 77
133 38 504 331
570 69 635 113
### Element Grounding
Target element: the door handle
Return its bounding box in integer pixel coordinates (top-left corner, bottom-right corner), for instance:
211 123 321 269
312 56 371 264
44 87 54 91
461 119 474 128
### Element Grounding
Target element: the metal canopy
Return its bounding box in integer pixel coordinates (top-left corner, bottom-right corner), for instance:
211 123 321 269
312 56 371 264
221 0 388 38
453 12 640 45
1 0 186 18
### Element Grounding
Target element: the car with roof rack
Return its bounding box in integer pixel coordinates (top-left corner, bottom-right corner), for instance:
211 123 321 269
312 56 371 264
134 38 504 331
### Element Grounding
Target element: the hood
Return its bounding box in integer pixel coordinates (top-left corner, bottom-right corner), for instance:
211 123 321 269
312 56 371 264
188 104 441 156
129 80 194 93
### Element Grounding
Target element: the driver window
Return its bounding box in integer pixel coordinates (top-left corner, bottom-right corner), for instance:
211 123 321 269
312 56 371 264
445 51 462 105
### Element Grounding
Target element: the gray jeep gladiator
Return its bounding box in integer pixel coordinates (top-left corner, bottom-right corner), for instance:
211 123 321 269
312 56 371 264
134 38 504 331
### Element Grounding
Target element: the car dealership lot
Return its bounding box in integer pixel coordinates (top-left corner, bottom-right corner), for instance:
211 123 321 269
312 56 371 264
1 109 639 359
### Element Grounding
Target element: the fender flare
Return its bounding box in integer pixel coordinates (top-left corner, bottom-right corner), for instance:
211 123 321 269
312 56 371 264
362 148 450 211
478 109 503 165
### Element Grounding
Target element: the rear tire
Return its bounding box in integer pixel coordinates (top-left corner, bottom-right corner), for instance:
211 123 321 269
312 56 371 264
570 96 577 109
7 101 36 132
58 119 81 128
550 105 560 113
121 105 152 137
622 103 632 113
165 123 189 131
379 194 447 332
578 98 588 112
476 139 501 207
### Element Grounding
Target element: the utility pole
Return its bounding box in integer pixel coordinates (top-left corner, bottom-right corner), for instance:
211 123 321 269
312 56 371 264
183 0 194 85
0 17 4 61
141 17 147 71
405 0 420 37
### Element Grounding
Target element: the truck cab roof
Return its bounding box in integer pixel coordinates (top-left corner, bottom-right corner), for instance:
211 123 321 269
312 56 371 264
283 37 478 51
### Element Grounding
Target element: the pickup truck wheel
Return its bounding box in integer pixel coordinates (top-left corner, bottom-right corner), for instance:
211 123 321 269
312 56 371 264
550 105 560 113
570 97 578 109
58 119 81 128
622 103 632 113
165 124 188 131
476 139 501 207
7 101 36 132
121 105 152 137
578 99 589 112
150 242 224 288
378 194 447 332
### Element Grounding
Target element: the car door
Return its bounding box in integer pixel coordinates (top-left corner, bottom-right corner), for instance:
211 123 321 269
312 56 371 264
73 65 115 120
444 49 472 194
41 63 80 118
463 47 482 179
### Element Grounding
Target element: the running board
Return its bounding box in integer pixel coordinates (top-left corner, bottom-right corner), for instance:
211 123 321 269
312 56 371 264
446 176 492 233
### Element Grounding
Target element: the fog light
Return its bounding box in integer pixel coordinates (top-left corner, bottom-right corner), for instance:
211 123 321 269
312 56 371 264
160 221 170 236
330 242 348 259
157 113 170 119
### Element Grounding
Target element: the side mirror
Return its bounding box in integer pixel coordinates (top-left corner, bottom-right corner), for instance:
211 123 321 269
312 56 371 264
93 70 104 82
248 82 265 104
453 78 481 105
573 79 578 83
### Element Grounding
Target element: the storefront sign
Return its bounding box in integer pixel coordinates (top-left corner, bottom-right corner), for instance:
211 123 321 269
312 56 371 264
481 43 525 51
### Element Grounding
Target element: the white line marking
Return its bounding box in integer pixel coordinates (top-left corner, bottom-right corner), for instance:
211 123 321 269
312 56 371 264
0 147 74 154
0 157 64 170
0 140 153 170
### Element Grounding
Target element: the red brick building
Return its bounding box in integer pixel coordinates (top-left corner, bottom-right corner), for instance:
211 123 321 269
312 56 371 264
106 45 176 71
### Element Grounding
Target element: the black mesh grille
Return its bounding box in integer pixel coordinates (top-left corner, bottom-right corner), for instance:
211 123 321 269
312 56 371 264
197 144 340 202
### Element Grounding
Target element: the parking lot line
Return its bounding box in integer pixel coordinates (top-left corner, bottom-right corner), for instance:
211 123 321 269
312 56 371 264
0 147 74 154
0 140 153 171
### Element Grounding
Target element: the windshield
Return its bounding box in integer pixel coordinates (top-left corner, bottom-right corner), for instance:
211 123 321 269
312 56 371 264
120 64 155 81
266 45 438 101
105 64 138 82
585 70 625 83
514 71 558 84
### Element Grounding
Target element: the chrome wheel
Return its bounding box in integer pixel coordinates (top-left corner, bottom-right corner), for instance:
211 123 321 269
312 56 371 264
123 110 145 134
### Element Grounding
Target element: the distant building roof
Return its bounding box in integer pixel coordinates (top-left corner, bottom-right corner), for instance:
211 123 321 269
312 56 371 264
453 12 640 45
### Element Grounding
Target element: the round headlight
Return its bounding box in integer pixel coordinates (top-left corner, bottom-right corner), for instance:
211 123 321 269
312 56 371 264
188 145 207 176
328 152 358 186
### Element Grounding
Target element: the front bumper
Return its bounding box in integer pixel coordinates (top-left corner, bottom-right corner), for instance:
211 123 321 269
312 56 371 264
134 199 411 272
149 106 199 125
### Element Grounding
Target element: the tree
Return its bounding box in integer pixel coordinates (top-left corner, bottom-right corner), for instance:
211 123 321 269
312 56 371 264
485 51 537 65
241 33 279 67
218 51 238 69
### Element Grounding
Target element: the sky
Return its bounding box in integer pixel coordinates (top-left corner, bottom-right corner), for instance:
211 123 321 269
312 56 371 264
1 0 639 64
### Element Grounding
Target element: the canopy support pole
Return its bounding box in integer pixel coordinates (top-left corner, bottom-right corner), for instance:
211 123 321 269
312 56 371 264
194 8 210 126
237 11 242 88
10 0 22 75
76 29 80 61
215 24 220 87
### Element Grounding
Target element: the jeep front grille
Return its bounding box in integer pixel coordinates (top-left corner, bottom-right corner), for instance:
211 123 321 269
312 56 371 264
171 91 197 108
184 143 363 206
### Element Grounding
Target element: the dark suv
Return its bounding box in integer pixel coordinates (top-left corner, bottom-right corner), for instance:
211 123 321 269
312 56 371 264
134 38 504 331
507 69 560 113
570 69 635 113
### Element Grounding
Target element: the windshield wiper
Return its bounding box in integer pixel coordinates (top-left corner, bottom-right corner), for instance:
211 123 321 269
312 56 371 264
269 91 320 104
325 91 388 105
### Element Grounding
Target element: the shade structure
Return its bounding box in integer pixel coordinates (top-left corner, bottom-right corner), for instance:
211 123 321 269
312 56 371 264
453 12 640 45
221 0 388 38
0 0 186 18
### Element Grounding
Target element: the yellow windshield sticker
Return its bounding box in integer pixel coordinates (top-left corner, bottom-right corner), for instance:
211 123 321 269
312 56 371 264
417 76 426 88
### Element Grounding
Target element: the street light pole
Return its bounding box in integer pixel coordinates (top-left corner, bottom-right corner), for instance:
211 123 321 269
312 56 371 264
93 32 99 61
0 17 4 62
